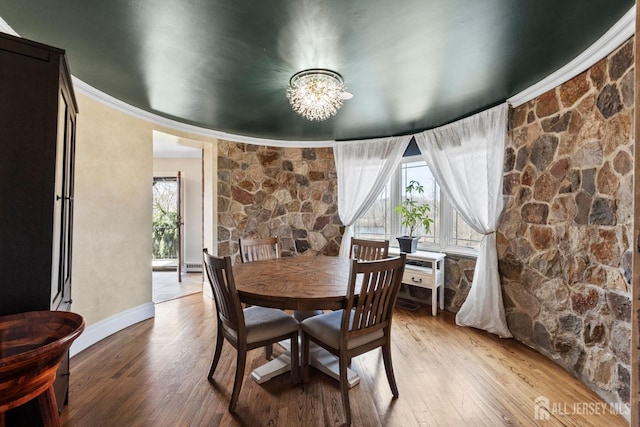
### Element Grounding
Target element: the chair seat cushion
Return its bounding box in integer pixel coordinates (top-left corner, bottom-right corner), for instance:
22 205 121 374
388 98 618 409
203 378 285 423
301 309 384 350
293 309 324 322
238 306 299 344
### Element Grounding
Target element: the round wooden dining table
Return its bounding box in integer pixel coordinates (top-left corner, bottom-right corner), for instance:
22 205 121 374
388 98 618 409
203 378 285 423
232 255 360 387
233 255 355 311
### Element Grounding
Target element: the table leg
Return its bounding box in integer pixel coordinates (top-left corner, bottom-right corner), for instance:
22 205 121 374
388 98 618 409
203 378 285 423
250 340 360 388
432 285 438 316
37 385 61 427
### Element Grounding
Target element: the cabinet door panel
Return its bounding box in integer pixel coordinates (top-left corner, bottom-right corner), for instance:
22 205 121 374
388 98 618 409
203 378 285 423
51 92 68 310
0 41 53 314
61 107 76 307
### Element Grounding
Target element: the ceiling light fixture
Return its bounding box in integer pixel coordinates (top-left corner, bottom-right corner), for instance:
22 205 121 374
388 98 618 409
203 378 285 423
286 69 352 121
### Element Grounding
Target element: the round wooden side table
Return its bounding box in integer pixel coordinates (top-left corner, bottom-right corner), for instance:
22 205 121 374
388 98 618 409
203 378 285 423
0 310 84 427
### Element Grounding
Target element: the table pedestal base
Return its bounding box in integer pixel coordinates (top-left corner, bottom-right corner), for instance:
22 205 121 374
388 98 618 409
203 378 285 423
250 341 359 388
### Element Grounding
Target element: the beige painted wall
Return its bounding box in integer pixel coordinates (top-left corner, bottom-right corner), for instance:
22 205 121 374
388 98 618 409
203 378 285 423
73 94 154 325
73 93 217 327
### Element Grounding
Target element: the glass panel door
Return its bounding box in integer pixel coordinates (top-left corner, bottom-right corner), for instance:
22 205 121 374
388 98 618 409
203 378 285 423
152 176 180 269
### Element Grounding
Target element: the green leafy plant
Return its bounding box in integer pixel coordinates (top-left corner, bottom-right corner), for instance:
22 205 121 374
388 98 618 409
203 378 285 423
394 180 433 237
152 179 179 259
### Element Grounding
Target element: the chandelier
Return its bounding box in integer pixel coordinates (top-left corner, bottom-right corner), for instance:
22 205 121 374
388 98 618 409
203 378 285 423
286 69 352 121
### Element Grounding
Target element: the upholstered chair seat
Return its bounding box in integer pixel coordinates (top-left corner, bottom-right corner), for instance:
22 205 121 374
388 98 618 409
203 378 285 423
223 306 300 344
301 310 384 350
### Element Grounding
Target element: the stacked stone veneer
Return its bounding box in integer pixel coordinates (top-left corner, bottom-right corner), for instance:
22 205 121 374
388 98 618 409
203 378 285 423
499 38 634 407
217 142 343 262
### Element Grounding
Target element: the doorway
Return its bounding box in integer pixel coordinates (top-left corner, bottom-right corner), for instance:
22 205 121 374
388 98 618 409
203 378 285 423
152 131 204 303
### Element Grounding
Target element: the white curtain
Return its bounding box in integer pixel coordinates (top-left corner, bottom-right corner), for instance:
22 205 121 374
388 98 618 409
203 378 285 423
334 136 411 257
414 103 511 338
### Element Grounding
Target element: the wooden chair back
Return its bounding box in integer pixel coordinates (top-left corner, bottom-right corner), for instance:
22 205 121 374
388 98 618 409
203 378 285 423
343 254 406 340
349 237 389 261
203 249 243 335
239 237 281 262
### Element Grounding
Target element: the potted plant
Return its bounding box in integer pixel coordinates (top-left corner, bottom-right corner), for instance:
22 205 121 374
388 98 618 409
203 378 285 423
394 180 433 253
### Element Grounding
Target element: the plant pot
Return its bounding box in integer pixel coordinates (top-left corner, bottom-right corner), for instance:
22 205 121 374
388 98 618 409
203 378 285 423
396 236 419 253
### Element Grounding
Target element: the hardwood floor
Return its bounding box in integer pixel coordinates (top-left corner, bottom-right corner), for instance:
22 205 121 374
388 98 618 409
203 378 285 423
60 294 629 426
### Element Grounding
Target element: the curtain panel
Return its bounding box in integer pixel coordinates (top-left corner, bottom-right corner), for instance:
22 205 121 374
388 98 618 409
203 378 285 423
333 136 411 257
414 103 511 338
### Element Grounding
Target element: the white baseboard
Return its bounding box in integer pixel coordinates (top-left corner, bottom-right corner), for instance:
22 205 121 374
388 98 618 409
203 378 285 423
70 303 155 357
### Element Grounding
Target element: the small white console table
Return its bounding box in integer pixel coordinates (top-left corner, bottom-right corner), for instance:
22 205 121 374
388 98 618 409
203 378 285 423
389 248 446 316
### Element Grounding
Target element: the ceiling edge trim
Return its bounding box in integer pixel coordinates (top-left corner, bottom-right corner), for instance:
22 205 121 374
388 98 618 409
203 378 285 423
508 5 635 107
0 16 19 36
70 77 336 148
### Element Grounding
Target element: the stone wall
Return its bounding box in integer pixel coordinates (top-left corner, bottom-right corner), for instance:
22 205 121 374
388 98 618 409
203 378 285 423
498 38 634 407
217 141 343 262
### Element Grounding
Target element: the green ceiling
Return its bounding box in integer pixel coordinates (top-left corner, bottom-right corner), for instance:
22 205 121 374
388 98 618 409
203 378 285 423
0 1 634 142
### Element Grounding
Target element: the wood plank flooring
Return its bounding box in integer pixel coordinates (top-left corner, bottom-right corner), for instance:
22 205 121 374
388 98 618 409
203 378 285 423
60 294 629 426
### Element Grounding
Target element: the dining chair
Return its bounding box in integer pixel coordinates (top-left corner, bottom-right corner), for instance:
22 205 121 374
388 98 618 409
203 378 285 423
239 236 281 262
238 236 283 358
203 249 300 411
300 254 406 425
349 237 390 261
239 236 322 326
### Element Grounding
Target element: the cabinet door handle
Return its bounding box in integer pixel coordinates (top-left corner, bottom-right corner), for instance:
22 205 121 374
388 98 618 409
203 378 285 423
64 299 73 304
411 277 422 283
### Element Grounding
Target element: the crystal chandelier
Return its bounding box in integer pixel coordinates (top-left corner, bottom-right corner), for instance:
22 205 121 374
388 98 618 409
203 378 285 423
286 69 352 121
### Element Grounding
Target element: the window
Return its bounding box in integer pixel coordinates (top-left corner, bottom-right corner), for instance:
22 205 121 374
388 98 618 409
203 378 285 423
354 155 482 256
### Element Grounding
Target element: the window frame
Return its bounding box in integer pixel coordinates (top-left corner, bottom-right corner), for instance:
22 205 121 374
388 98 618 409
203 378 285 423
357 154 480 258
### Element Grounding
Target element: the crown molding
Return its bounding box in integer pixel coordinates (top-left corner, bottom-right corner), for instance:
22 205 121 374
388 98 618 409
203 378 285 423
508 6 635 107
2 7 636 141
71 78 335 148
0 16 19 35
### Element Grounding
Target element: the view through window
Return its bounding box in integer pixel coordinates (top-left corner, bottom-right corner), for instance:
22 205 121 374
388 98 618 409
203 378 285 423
354 156 481 255
152 176 179 262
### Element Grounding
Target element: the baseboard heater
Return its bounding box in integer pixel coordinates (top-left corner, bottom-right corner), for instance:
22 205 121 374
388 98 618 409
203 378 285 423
185 262 203 273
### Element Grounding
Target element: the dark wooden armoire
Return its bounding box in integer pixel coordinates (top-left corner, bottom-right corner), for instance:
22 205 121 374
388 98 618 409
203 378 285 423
0 32 78 425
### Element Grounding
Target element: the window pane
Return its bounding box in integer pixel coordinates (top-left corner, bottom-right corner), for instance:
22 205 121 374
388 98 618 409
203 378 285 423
354 157 479 255
353 181 390 240
450 210 482 248
400 161 439 246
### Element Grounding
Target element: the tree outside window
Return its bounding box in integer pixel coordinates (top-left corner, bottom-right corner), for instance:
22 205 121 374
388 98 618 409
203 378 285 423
354 157 482 256
153 177 179 260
